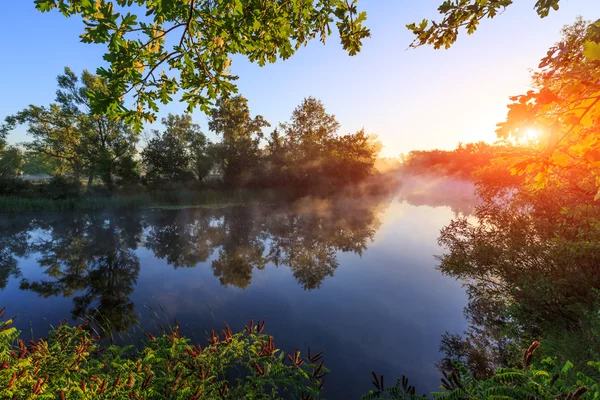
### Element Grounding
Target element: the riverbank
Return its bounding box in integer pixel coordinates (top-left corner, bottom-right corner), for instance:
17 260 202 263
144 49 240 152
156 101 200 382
0 173 401 213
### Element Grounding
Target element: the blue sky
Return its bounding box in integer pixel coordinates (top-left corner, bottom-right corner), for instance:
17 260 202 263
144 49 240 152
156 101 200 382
2 1 599 156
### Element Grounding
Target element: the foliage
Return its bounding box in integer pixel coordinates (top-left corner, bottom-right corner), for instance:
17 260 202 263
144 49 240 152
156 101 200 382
3 86 380 197
21 151 59 176
115 154 141 184
0 146 24 178
399 142 505 180
495 18 600 194
142 114 211 185
2 67 139 188
364 342 599 400
34 0 369 129
264 97 381 188
433 132 600 378
46 175 83 200
407 0 562 49
0 308 327 399
208 95 269 187
0 175 81 200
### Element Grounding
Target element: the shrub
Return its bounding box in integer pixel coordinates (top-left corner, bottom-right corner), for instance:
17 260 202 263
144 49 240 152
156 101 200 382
44 175 82 200
363 342 600 400
0 178 33 197
0 309 327 399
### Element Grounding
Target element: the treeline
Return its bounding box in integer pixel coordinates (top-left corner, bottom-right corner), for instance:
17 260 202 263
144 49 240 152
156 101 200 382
399 141 508 179
0 68 381 200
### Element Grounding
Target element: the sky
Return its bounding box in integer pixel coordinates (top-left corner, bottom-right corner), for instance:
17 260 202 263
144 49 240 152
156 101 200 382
2 1 600 157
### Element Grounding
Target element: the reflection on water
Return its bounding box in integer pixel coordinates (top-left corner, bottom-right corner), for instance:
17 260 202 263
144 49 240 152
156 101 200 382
0 177 476 398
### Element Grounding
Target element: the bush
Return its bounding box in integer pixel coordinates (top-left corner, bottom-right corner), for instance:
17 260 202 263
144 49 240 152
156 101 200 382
0 309 327 399
0 178 33 197
44 175 82 200
363 342 600 400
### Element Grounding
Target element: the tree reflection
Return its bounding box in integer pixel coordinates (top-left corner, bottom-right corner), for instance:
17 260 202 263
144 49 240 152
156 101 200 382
3 191 393 335
141 194 390 290
20 213 142 333
436 167 600 375
267 197 383 289
212 206 268 288
0 217 31 289
145 208 222 268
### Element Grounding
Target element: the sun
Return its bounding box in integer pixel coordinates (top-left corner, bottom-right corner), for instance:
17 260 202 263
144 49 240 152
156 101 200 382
524 128 540 140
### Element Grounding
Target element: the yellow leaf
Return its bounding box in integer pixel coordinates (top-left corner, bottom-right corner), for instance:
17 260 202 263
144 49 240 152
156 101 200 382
583 40 600 61
570 134 597 155
550 153 571 166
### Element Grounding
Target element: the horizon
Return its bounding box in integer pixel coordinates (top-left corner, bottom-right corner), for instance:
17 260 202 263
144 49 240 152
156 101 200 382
2 1 599 157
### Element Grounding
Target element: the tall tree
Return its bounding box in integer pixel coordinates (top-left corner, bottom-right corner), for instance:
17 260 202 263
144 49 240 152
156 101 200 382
34 0 370 129
0 147 24 179
280 97 340 185
141 113 212 184
3 67 139 188
208 96 270 186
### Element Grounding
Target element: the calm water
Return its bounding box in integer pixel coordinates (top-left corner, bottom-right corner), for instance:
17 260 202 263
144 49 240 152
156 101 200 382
0 177 475 398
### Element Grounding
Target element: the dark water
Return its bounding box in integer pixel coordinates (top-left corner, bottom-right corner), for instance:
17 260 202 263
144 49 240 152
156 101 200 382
0 177 475 398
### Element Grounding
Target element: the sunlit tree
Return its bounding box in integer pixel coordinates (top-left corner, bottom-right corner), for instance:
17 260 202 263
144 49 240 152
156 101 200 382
495 19 600 194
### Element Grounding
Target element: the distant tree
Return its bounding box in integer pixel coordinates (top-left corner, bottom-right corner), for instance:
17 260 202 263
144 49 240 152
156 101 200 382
3 67 139 188
208 96 270 186
280 97 340 186
34 0 370 129
21 151 58 176
324 129 381 185
0 146 24 178
408 0 563 49
142 128 192 185
114 154 140 184
141 113 212 184
275 97 379 188
265 129 289 185
400 141 505 179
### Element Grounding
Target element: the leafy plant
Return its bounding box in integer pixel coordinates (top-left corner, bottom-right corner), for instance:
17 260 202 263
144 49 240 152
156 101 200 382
364 342 599 400
0 309 328 399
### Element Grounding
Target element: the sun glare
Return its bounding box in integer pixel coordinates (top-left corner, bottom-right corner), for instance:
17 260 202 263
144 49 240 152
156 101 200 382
524 128 540 141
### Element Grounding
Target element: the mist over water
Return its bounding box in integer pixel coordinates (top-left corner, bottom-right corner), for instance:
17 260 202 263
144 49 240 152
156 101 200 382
0 176 477 398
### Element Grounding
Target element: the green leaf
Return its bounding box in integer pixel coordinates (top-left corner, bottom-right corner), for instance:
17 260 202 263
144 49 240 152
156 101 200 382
583 40 600 61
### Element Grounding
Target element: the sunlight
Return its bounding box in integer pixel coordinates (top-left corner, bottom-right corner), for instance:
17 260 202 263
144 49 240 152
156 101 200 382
524 128 541 141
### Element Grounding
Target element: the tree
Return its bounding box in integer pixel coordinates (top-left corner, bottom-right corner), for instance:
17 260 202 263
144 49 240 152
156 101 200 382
3 67 139 188
280 97 340 186
141 113 211 184
34 0 370 129
21 151 58 176
0 146 24 178
494 19 600 193
408 0 563 49
323 129 380 185
208 96 270 186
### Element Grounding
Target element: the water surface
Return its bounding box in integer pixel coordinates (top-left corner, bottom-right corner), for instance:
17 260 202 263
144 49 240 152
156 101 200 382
0 177 474 398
